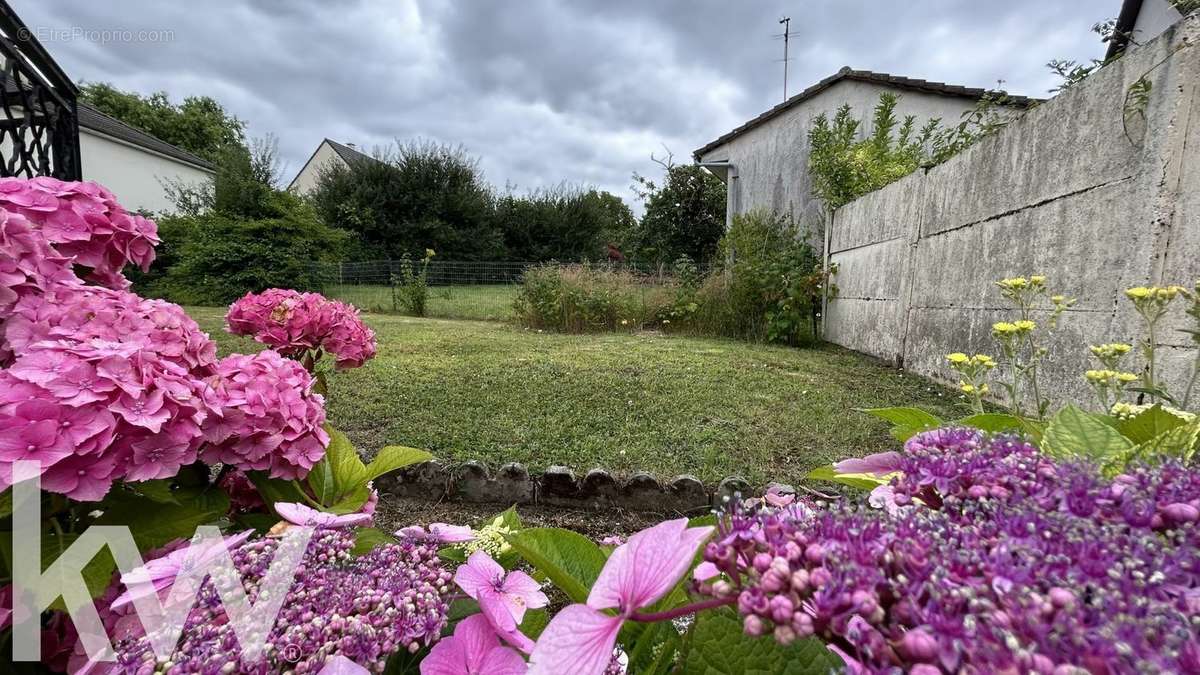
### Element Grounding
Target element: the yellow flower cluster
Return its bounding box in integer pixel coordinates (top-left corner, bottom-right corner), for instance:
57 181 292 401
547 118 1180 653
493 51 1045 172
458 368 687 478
992 320 1036 336
996 275 1049 293
1090 343 1132 359
1084 369 1139 384
1089 342 1133 371
959 382 989 395
1110 402 1137 419
1125 285 1186 302
946 353 995 404
1110 401 1197 422
946 353 995 368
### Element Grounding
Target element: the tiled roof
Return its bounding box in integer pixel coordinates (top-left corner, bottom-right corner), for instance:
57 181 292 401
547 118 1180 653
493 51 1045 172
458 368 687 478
324 138 376 165
694 67 1041 158
77 102 216 171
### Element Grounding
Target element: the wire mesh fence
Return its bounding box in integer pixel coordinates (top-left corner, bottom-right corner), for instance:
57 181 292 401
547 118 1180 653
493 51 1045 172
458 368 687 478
309 259 713 288
306 259 715 319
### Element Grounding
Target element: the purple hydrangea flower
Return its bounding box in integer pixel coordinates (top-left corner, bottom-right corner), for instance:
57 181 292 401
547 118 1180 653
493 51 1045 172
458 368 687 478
102 529 451 674
700 432 1200 673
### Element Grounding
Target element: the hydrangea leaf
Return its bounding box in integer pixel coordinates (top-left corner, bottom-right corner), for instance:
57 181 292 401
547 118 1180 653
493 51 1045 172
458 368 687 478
308 424 368 506
41 532 117 607
955 413 1026 434
861 407 943 441
447 597 481 621
680 607 841 674
518 607 551 640
492 504 523 531
327 484 373 514
806 464 888 491
1042 404 1133 464
245 471 310 512
1128 420 1200 465
505 527 607 604
626 620 681 674
95 488 231 550
130 479 182 504
351 527 396 556
1116 404 1190 445
365 446 432 483
0 488 11 519
438 546 467 564
235 512 281 534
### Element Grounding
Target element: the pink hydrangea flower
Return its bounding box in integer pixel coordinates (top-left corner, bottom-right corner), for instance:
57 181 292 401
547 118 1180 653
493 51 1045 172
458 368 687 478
110 530 254 610
455 551 548 637
200 350 329 479
833 451 903 476
226 289 377 369
319 655 371 674
397 523 476 544
0 178 331 499
0 176 158 291
528 518 713 675
275 502 373 529
421 614 528 675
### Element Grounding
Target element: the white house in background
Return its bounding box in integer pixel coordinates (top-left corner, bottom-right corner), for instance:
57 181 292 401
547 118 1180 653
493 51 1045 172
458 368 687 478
78 102 215 215
1107 0 1189 59
692 67 1037 245
288 139 377 194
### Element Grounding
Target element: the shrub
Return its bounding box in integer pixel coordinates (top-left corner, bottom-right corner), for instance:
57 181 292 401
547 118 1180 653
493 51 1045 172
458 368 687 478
809 92 1020 209
696 209 828 344
808 92 938 209
513 263 672 333
310 139 504 261
495 185 636 262
391 249 435 316
513 212 831 344
148 193 350 305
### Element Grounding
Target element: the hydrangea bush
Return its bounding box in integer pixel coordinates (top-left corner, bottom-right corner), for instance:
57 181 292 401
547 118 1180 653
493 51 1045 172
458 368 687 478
0 178 427 674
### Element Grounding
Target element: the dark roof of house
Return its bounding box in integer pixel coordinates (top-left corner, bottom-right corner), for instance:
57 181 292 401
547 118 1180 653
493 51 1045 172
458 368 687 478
286 138 380 190
77 102 216 171
324 138 375 165
693 67 1041 159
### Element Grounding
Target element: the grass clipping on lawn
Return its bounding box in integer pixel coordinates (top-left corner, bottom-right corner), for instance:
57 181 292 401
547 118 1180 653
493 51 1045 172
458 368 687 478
191 307 966 484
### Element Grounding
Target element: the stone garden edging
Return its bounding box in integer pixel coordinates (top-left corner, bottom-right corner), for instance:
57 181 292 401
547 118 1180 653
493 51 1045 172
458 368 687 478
374 461 794 513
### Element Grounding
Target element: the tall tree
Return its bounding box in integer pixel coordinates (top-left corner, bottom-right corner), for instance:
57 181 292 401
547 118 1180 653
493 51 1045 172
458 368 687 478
631 153 727 263
79 82 246 161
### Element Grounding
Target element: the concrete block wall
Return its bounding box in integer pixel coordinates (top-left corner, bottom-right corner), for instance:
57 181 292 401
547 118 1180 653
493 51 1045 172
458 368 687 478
824 15 1200 405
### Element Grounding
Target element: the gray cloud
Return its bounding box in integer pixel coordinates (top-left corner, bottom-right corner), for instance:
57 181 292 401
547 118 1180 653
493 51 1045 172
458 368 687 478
16 0 1111 205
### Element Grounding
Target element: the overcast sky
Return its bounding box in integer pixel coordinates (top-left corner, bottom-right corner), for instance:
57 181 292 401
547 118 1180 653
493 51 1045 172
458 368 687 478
19 1 1112 205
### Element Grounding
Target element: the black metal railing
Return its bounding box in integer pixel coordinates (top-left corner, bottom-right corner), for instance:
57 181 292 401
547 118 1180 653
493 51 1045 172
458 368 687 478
0 1 80 180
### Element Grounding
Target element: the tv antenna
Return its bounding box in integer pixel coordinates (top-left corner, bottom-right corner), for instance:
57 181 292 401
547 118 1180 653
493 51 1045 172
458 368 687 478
773 17 800 101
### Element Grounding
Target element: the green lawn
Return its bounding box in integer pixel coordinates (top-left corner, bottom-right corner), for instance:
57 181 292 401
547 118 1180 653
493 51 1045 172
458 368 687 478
191 308 967 484
322 284 518 322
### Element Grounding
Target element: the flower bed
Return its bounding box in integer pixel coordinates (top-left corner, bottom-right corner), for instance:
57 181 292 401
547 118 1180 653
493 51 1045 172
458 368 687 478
2 178 1198 674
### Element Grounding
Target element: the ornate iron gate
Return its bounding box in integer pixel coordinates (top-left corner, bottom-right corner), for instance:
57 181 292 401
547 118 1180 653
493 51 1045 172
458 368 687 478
0 1 81 180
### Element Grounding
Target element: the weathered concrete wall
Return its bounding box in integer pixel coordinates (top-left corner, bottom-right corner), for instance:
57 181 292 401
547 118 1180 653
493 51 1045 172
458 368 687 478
825 15 1200 405
697 79 978 247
